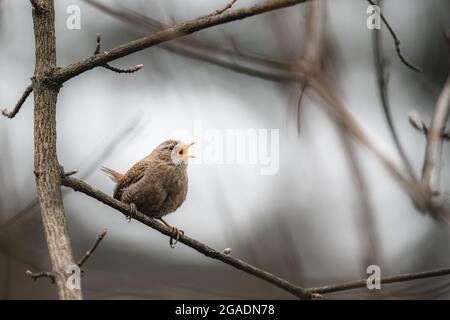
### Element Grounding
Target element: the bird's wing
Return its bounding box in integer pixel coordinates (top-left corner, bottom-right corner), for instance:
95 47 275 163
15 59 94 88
113 161 148 200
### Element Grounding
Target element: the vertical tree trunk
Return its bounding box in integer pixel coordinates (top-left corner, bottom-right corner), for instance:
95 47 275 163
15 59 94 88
32 0 82 300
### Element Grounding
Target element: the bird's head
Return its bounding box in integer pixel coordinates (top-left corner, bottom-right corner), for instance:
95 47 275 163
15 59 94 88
154 139 195 166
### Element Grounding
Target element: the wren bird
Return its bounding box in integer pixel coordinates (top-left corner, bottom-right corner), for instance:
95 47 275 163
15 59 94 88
101 139 195 247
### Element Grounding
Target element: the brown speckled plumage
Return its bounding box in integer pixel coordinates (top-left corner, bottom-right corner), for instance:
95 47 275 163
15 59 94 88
101 139 192 219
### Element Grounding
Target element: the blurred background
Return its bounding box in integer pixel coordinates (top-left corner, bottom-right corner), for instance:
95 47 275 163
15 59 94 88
1 0 450 299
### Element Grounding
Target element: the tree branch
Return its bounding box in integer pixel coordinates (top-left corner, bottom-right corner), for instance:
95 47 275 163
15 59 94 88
63 170 79 177
51 0 310 84
31 0 81 299
308 74 450 223
372 0 417 183
409 112 450 140
83 0 309 82
77 229 107 268
309 75 450 221
309 266 450 295
339 129 382 271
307 77 412 192
366 0 421 73
421 74 450 195
94 33 143 74
1 84 33 119
25 270 55 283
61 175 311 299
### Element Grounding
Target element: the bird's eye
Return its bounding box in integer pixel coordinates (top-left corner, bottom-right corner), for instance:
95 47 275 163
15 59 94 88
169 146 174 151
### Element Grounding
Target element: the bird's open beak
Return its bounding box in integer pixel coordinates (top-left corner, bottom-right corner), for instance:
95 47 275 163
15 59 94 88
179 142 196 158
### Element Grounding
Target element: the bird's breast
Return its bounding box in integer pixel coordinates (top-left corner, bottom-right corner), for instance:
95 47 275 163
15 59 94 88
159 167 188 214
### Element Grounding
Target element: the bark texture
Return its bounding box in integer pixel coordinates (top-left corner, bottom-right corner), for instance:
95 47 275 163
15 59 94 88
32 0 81 299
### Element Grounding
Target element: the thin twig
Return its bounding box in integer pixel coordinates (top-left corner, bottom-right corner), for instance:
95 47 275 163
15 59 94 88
1 84 33 119
94 33 101 55
93 33 143 74
215 0 238 15
63 170 79 177
366 0 422 73
61 176 311 299
102 64 144 74
409 112 450 140
372 1 417 182
409 112 429 133
200 0 239 18
421 74 450 194
77 229 107 267
308 266 450 295
25 270 55 283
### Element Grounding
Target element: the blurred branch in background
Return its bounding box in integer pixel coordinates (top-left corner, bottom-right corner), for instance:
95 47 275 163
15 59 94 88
372 0 417 183
292 0 326 135
280 0 383 275
408 112 450 140
421 74 450 197
307 75 450 221
339 131 382 273
309 266 450 296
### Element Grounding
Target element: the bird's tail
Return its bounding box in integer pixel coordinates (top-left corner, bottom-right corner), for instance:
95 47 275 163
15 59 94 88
100 166 123 183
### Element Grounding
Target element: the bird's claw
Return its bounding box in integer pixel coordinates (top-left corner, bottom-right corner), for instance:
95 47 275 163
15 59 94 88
127 203 137 223
169 227 184 248
158 218 184 248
